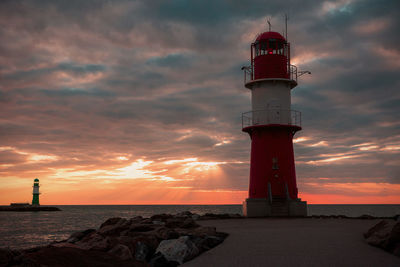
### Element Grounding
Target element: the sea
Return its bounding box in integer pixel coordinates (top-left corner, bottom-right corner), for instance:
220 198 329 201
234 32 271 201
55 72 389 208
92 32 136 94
0 204 399 250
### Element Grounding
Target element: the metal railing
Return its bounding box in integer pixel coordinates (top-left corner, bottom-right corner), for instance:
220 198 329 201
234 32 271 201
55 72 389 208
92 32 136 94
289 64 298 82
242 66 253 85
242 109 301 128
242 64 298 85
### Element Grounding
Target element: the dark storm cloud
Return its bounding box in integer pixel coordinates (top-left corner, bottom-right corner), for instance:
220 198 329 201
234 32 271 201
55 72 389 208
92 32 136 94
1 0 399 200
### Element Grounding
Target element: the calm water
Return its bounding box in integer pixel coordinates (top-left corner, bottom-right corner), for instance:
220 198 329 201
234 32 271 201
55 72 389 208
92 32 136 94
0 204 399 249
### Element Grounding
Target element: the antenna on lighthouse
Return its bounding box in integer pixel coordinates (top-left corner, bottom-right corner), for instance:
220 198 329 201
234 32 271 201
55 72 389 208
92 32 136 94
285 14 288 41
267 18 271 31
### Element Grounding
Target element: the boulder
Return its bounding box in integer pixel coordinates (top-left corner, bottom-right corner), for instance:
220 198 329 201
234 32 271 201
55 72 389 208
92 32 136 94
130 235 160 251
152 220 166 226
165 217 185 228
134 241 151 262
98 218 129 236
156 236 200 264
386 222 400 252
151 213 173 222
51 242 80 249
176 211 193 217
193 226 217 237
196 235 224 250
129 224 155 233
129 216 144 223
364 220 400 256
115 235 136 253
149 252 179 267
108 244 133 260
364 220 388 239
165 217 199 229
75 233 111 251
140 218 153 224
154 227 179 240
364 220 395 247
100 217 124 228
67 228 96 243
191 214 200 220
181 218 199 229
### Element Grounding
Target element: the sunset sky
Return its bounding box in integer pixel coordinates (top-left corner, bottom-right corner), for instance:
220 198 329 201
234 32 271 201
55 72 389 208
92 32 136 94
1 0 399 205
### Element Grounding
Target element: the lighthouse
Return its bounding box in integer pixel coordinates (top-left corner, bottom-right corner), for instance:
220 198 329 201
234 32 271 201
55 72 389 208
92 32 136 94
32 178 40 206
241 29 307 217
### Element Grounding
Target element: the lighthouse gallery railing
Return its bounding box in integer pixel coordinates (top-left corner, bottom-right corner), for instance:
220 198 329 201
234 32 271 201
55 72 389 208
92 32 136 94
242 64 298 85
242 109 301 129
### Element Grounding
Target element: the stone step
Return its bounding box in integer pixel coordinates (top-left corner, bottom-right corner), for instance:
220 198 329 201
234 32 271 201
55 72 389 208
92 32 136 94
271 206 287 211
271 207 289 215
271 202 288 207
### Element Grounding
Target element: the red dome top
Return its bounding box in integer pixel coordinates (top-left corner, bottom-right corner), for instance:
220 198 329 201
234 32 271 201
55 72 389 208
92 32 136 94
256 31 286 42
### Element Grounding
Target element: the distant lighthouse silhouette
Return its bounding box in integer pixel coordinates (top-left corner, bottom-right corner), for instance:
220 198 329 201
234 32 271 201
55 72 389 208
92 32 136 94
32 178 40 206
241 25 308 217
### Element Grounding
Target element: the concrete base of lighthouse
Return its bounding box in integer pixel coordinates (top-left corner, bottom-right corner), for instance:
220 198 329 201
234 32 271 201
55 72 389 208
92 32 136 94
243 198 307 217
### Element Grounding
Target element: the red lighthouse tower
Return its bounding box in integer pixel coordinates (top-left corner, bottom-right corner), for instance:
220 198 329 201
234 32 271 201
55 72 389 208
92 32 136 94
241 30 307 217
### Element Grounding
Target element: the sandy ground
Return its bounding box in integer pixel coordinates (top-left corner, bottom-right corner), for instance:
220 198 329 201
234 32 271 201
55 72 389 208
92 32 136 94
183 218 400 267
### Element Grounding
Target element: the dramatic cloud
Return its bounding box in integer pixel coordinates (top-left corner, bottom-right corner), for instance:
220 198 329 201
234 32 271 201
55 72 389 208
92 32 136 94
1 0 399 204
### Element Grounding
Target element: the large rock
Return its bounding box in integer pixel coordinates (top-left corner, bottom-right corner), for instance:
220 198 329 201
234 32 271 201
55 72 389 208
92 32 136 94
364 220 395 247
149 252 179 267
195 235 225 251
387 222 400 253
156 236 200 264
154 227 179 240
364 220 400 256
130 235 160 252
193 226 217 236
98 218 129 236
75 232 111 251
108 244 133 260
134 241 151 262
100 217 125 228
176 211 193 217
129 216 144 223
129 224 155 233
165 217 199 229
67 228 96 243
151 213 174 222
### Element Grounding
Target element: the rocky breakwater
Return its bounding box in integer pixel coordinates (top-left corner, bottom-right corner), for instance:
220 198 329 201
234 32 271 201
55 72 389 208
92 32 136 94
0 211 239 266
0 206 60 212
364 219 400 257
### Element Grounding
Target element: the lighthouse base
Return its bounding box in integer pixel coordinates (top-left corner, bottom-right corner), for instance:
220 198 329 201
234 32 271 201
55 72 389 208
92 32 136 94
243 198 307 217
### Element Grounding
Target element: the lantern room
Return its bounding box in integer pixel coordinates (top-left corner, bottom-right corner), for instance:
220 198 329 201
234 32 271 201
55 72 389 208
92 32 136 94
251 31 290 80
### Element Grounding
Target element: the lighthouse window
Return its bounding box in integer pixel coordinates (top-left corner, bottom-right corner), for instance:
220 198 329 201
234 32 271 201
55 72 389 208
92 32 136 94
260 42 267 55
254 43 259 56
272 157 279 170
268 39 277 50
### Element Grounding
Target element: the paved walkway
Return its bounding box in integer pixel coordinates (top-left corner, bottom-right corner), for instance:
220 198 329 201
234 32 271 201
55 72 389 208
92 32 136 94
183 218 400 267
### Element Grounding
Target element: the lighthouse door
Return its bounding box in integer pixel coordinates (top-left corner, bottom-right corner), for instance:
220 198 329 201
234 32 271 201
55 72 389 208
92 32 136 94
271 177 285 197
268 101 281 124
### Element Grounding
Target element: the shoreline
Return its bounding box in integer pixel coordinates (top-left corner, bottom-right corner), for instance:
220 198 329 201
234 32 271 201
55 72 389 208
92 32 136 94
1 212 399 266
